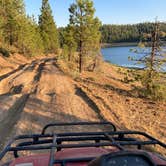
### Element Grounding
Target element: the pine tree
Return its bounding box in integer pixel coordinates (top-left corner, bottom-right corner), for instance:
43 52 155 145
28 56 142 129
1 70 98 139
58 27 66 48
17 16 44 56
131 21 166 99
0 0 44 56
0 0 25 46
69 0 101 73
63 25 77 61
39 0 59 54
0 0 4 43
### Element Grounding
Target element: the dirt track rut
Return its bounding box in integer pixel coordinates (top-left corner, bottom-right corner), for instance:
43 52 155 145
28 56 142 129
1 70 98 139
0 57 107 150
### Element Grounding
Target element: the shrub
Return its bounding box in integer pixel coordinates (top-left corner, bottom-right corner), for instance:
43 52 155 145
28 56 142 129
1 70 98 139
123 75 130 83
0 47 10 57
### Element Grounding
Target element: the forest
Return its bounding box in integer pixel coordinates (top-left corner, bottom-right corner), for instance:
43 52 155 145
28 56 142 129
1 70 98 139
0 0 59 56
0 0 101 73
100 22 166 43
1 0 166 58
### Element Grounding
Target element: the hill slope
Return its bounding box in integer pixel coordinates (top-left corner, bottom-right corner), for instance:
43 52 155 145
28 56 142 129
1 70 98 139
0 54 165 158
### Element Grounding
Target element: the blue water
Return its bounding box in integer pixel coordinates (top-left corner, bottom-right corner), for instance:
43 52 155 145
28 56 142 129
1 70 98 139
101 46 146 68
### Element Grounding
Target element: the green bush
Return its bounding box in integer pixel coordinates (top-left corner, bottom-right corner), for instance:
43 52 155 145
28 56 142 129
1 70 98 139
0 47 10 57
140 81 166 100
87 77 95 82
123 76 130 83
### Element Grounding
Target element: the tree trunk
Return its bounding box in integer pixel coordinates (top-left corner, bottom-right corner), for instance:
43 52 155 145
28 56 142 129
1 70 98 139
150 22 159 72
68 50 71 61
146 21 160 92
79 40 83 73
78 7 83 73
9 30 13 46
92 57 97 72
79 52 83 73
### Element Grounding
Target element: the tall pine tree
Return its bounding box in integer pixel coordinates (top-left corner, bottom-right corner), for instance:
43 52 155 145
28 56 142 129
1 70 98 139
0 0 25 46
63 25 77 61
0 0 4 43
69 0 101 73
0 0 44 56
130 21 166 99
17 16 44 56
39 0 59 54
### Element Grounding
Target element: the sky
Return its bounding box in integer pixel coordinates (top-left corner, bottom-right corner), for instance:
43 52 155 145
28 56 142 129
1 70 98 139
25 0 166 27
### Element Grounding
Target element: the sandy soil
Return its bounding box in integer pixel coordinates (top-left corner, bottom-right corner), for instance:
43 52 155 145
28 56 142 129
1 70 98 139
0 55 108 155
0 54 165 163
76 62 166 155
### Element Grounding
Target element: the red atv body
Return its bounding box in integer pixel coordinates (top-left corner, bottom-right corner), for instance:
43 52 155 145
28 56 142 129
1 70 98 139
1 122 166 166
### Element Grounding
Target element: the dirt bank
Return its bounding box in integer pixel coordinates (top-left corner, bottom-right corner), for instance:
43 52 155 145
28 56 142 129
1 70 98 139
76 63 166 155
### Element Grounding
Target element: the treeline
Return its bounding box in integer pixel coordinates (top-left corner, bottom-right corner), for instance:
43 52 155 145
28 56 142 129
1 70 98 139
0 0 101 73
0 0 59 56
100 22 166 43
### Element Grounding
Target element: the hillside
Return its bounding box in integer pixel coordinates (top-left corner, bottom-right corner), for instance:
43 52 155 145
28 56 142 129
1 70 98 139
76 63 166 155
0 54 165 162
100 22 166 43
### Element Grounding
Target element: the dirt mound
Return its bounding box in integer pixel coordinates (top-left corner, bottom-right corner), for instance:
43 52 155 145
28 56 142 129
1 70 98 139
0 55 15 74
0 53 29 77
9 53 29 65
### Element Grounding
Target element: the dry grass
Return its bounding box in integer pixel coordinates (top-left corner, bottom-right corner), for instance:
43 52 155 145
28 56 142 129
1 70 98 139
0 54 165 163
75 62 166 156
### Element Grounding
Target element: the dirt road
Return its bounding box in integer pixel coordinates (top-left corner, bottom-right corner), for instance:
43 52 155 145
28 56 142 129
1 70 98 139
0 55 165 159
0 57 107 150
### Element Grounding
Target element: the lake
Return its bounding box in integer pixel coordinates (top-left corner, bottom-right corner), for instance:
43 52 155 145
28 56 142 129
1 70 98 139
101 46 146 68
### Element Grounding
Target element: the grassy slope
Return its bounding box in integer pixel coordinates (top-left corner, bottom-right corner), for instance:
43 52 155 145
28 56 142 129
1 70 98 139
75 62 166 155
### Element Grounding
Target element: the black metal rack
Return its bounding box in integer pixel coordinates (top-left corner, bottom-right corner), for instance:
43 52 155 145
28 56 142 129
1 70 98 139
0 122 166 166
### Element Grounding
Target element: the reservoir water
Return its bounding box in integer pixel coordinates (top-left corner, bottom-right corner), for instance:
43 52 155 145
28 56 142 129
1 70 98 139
101 46 166 69
101 46 166 72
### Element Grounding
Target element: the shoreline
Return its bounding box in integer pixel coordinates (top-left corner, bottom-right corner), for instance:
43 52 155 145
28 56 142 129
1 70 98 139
104 60 144 70
101 42 138 48
101 41 166 48
104 60 166 73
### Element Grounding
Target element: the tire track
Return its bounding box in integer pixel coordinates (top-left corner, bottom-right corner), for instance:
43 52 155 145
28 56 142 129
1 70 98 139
0 59 46 148
76 82 125 129
0 64 27 82
0 94 29 150
0 57 115 152
75 87 106 121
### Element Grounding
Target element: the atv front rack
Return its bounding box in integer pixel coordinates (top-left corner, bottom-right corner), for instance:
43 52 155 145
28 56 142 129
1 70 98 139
0 122 166 166
41 121 117 135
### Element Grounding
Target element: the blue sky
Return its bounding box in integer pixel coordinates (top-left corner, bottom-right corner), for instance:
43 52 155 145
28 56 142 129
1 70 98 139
25 0 166 27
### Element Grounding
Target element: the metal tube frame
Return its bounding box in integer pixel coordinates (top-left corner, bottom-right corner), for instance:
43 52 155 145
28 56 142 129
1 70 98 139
0 122 166 166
